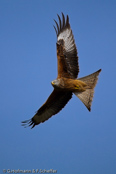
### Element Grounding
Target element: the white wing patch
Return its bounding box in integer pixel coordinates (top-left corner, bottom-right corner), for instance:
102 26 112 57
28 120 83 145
58 28 75 53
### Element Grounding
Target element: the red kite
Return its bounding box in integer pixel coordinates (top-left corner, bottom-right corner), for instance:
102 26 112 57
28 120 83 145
22 13 101 128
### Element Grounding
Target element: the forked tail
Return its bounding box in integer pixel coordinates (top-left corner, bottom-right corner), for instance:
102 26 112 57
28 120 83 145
74 69 101 111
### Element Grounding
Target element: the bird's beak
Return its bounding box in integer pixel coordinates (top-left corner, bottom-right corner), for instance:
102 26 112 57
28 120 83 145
51 81 54 85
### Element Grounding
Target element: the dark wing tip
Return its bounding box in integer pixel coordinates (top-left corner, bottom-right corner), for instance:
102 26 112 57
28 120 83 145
54 13 70 37
57 14 62 30
53 25 57 35
66 15 70 27
62 12 65 27
53 19 59 36
21 119 36 129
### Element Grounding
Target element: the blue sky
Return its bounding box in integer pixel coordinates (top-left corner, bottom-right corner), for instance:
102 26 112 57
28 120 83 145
0 0 116 174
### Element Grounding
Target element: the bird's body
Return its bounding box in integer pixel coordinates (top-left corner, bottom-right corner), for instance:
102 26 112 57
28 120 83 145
51 78 87 92
22 13 101 128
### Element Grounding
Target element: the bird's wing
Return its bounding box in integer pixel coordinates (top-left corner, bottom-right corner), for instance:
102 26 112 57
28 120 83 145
22 89 72 128
54 13 79 79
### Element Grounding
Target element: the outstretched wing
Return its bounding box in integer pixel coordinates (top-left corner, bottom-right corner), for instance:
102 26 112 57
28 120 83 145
54 13 79 79
22 90 72 128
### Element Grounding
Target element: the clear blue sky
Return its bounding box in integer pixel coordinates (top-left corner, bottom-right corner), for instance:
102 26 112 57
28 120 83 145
0 0 116 174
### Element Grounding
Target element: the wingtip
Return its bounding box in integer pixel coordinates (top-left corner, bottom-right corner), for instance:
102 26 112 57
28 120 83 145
53 25 57 36
53 19 59 35
57 13 60 18
57 14 62 30
54 13 70 37
66 15 69 25
21 119 35 129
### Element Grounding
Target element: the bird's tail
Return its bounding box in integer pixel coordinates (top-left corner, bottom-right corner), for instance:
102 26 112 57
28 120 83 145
74 69 101 111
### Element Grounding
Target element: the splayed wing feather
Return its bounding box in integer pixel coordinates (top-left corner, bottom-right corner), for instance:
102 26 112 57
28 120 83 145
62 13 65 28
54 20 59 36
57 14 62 30
53 25 57 36
66 15 69 26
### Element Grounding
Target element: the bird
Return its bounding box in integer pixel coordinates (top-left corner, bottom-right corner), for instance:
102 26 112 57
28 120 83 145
22 13 101 128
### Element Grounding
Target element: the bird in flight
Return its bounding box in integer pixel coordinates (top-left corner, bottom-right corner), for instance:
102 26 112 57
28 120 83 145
22 13 101 128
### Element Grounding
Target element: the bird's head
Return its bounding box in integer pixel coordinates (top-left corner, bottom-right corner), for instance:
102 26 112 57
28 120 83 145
51 79 60 88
